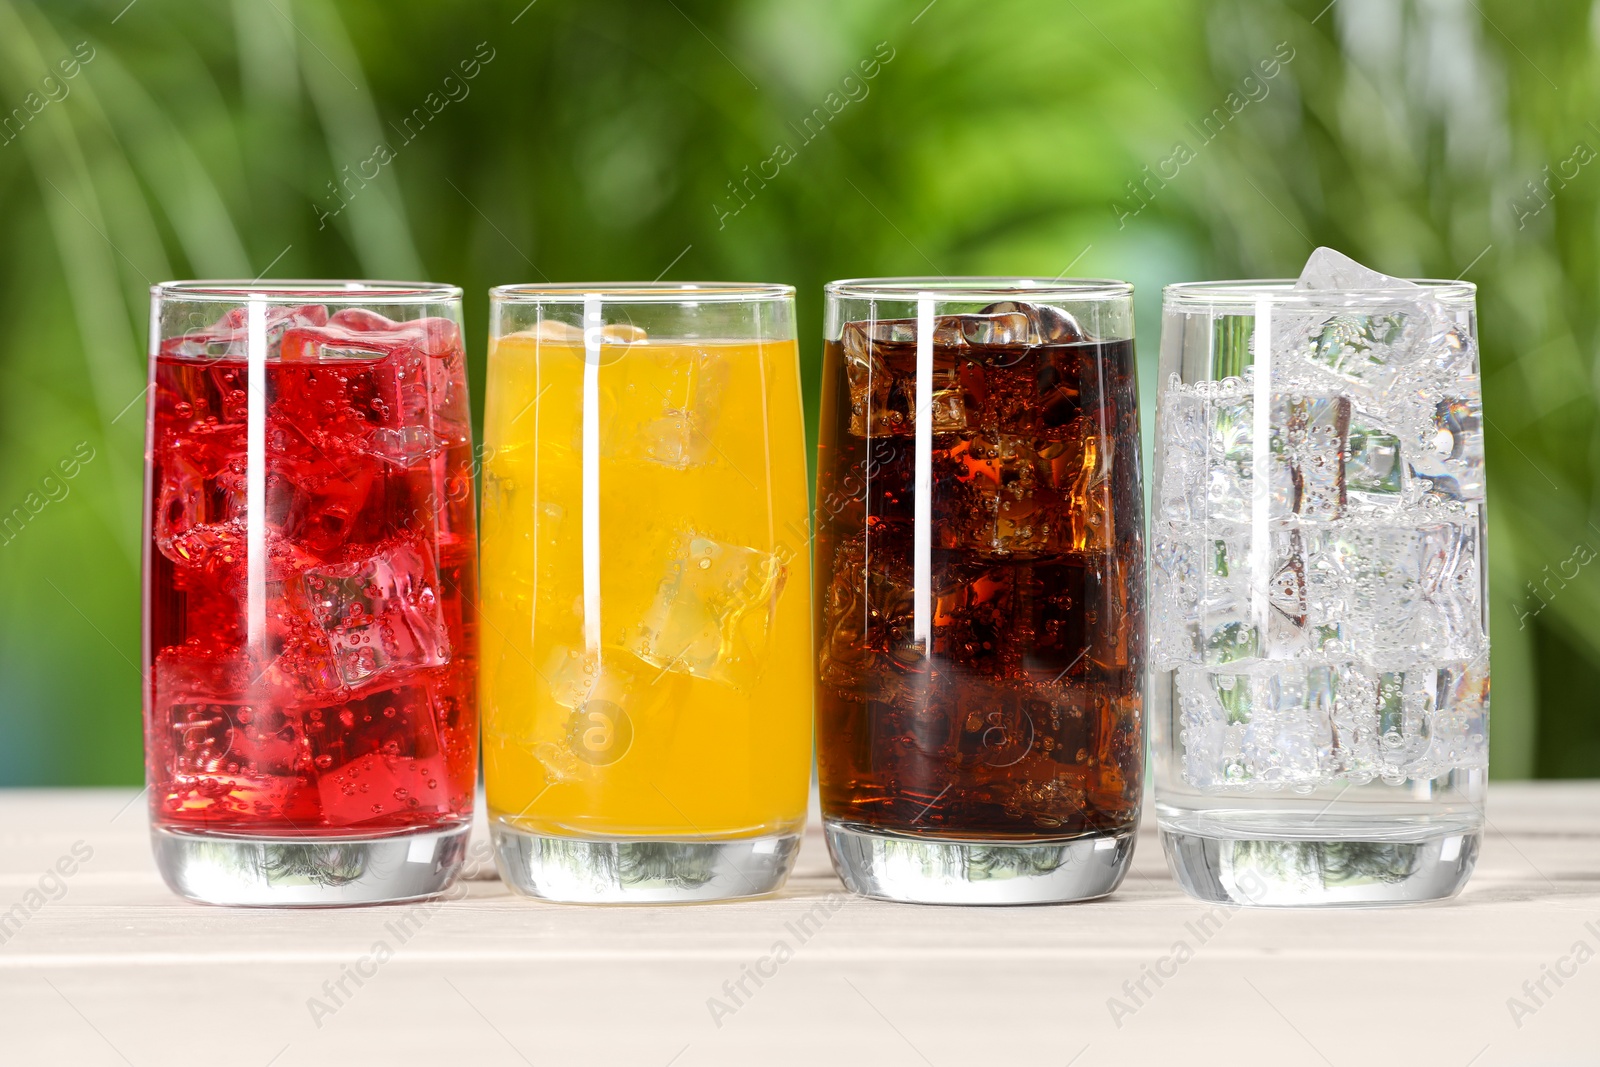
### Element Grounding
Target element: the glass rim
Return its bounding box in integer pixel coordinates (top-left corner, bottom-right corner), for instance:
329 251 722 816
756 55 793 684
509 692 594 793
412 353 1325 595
1163 278 1476 308
491 282 794 304
825 276 1133 301
152 280 462 303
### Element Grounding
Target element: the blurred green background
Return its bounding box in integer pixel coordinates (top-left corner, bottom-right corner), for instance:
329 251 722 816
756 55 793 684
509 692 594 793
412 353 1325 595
0 0 1591 784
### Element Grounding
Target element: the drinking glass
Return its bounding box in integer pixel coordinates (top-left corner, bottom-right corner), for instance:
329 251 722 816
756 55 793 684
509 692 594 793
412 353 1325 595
1152 277 1488 906
815 278 1146 904
481 283 812 903
145 281 478 905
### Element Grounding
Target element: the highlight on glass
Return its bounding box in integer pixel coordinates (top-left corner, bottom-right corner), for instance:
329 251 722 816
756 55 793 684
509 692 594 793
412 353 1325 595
1151 249 1488 906
480 282 812 903
144 281 479 906
813 277 1146 904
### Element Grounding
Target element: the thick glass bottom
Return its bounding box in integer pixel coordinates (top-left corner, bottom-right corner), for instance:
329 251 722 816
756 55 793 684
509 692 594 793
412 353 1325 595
151 823 470 907
1161 828 1481 907
491 822 801 903
824 821 1134 905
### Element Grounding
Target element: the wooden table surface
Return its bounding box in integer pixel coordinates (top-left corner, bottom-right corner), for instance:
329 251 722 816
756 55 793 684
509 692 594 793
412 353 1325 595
0 784 1595 1066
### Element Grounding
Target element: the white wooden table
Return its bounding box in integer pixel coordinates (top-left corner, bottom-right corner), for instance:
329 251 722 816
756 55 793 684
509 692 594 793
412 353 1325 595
0 784 1594 1065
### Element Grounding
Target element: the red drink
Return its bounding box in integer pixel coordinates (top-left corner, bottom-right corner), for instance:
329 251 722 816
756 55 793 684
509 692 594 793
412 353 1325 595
145 300 477 841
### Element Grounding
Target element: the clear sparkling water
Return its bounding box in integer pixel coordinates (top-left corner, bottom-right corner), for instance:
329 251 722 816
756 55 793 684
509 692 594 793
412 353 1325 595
1153 277 1488 793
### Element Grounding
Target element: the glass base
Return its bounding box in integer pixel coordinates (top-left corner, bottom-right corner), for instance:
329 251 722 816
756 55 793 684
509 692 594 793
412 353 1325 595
151 824 470 907
824 822 1134 905
491 823 801 903
1161 828 1481 907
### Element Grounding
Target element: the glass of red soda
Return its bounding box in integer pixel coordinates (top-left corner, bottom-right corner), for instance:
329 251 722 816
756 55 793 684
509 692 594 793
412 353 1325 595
144 281 478 905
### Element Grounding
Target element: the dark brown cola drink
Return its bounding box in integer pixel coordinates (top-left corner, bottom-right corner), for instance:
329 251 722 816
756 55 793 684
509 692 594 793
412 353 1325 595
815 280 1144 904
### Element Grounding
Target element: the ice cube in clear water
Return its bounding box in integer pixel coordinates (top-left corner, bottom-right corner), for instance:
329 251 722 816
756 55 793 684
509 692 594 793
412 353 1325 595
301 537 451 689
1295 247 1414 291
1158 387 1210 524
1345 422 1404 508
1313 521 1483 661
1284 396 1350 518
628 534 786 690
1178 662 1385 788
1204 394 1297 524
1161 247 1486 793
1305 312 1413 391
1150 522 1204 668
1266 528 1310 654
1404 392 1486 503
1198 529 1259 665
1424 657 1490 771
1204 395 1257 524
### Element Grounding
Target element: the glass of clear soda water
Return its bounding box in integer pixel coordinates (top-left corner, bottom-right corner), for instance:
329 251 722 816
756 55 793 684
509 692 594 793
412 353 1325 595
1152 255 1488 906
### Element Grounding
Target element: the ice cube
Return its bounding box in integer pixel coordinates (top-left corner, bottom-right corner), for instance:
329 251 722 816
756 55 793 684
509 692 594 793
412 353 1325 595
279 317 462 467
154 645 314 819
316 750 449 826
1192 388 1351 523
163 304 329 360
1196 529 1259 664
1158 524 1350 667
627 534 787 690
269 450 384 554
1266 529 1309 654
300 537 452 689
1204 394 1293 524
1158 386 1209 524
973 300 1084 344
1406 393 1485 503
942 434 1059 559
503 320 647 344
1345 422 1404 508
163 702 312 821
611 347 731 468
304 682 449 825
1305 312 1413 391
1177 663 1369 788
324 309 463 358
817 526 988 698
1150 522 1204 668
1284 396 1350 518
1312 520 1484 661
153 421 250 565
1373 668 1432 781
1422 657 1489 773
938 423 1113 559
534 645 669 773
154 645 253 705
1412 305 1477 377
1294 247 1415 291
840 319 967 437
